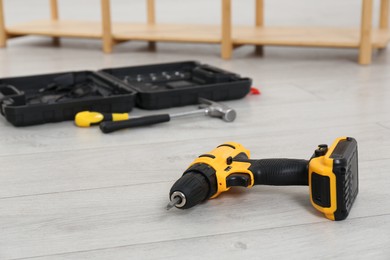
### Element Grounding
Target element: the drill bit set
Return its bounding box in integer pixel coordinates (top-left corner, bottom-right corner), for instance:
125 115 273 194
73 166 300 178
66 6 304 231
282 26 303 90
99 61 251 110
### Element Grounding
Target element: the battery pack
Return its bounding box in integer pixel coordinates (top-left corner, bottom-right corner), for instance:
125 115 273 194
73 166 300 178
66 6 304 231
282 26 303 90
309 137 358 220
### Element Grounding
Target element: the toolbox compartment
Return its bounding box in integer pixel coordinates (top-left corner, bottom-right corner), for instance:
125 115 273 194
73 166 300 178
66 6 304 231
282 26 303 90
0 71 136 126
99 61 252 109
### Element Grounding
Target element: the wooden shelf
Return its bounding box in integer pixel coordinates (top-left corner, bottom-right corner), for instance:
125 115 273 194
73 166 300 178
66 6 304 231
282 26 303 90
233 26 390 49
7 20 390 50
373 28 390 47
113 23 221 43
6 20 103 39
6 20 222 44
1 0 389 64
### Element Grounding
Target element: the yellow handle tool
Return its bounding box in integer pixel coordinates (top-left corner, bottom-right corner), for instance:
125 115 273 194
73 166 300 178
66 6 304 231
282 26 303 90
75 111 129 127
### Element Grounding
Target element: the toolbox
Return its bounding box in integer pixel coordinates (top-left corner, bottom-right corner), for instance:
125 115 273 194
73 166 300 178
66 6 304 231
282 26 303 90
99 61 251 109
0 71 136 126
0 61 251 126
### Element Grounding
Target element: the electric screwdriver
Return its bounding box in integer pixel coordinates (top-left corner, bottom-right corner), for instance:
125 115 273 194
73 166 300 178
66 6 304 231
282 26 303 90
167 137 358 221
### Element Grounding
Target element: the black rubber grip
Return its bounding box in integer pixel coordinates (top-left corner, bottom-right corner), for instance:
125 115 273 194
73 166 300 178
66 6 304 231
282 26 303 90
100 114 171 133
248 159 309 186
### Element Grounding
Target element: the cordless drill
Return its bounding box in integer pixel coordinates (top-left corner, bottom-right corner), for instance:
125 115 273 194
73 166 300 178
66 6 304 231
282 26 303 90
167 137 359 221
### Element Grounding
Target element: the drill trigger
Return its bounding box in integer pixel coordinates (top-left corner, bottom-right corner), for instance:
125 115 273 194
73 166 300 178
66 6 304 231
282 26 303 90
226 173 251 187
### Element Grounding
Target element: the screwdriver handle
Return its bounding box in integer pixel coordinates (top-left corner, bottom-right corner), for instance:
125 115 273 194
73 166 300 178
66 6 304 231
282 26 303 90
75 111 129 127
248 159 309 186
100 114 171 133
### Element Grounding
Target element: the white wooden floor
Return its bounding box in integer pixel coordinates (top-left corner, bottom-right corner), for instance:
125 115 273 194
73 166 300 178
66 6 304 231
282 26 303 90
1 1 390 259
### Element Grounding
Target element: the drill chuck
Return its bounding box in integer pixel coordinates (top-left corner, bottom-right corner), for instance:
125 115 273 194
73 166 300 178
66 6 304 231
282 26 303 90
169 172 210 209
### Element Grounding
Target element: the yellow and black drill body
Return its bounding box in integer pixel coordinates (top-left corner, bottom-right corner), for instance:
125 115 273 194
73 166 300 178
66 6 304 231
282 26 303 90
169 137 358 221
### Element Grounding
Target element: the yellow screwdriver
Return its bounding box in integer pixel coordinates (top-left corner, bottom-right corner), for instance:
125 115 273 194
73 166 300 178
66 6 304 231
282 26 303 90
74 111 129 127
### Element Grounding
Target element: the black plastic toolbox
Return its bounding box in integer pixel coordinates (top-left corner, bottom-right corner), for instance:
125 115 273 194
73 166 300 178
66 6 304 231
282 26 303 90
0 71 136 126
99 61 252 109
0 61 252 126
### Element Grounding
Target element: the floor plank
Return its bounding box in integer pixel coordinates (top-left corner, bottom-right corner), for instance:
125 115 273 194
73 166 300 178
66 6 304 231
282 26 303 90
26 214 390 260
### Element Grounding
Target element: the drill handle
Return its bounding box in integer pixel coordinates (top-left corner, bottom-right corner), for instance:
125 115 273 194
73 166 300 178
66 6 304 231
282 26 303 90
248 159 309 186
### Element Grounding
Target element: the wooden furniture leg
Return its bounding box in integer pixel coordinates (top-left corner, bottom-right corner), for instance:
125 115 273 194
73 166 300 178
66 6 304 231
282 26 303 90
255 0 264 55
379 0 389 50
147 0 156 50
359 0 374 65
221 0 232 59
101 0 113 53
0 0 6 48
380 0 389 29
50 0 60 46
